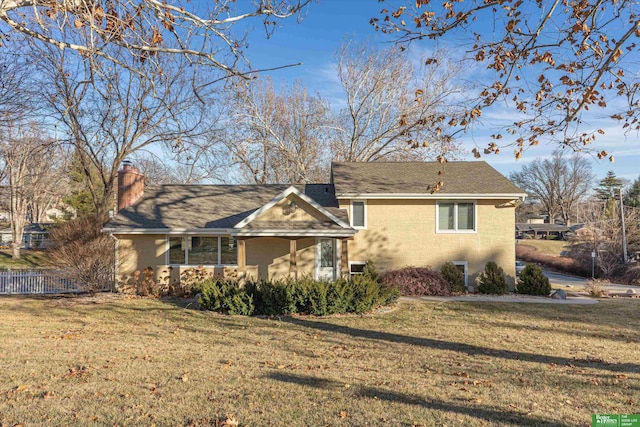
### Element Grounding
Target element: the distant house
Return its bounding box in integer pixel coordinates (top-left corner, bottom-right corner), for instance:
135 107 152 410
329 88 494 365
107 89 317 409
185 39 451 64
0 223 52 249
103 161 526 290
515 223 570 240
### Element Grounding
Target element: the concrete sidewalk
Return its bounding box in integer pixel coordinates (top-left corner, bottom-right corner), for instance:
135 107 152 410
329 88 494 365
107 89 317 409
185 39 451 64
401 294 599 305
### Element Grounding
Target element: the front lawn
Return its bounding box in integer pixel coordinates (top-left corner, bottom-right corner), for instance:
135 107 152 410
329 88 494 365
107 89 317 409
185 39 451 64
516 239 571 256
0 249 50 269
0 296 638 426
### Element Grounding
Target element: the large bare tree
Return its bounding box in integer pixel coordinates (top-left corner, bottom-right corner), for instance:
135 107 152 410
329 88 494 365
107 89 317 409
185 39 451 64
510 151 594 225
34 41 217 220
130 148 226 185
373 1 640 160
224 77 331 184
331 40 465 162
0 124 65 258
1 0 310 77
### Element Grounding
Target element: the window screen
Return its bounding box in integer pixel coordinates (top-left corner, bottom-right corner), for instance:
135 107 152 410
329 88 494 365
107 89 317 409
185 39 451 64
352 202 365 227
457 203 475 230
220 236 236 265
438 203 455 230
169 237 185 264
189 236 218 265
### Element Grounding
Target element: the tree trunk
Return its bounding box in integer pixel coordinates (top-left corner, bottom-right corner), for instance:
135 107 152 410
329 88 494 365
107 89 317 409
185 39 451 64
11 242 20 259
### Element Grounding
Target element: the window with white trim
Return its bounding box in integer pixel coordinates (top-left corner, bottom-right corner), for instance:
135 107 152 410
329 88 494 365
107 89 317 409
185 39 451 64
350 200 366 229
167 236 236 265
437 201 476 232
349 261 366 275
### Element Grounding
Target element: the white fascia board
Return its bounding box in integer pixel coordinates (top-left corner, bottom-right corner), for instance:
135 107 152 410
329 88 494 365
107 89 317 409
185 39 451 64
102 227 358 238
234 185 351 229
102 228 234 235
233 229 358 237
337 193 527 200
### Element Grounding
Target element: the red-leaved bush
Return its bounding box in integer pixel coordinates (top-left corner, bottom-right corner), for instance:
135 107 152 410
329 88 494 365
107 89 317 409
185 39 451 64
381 266 451 296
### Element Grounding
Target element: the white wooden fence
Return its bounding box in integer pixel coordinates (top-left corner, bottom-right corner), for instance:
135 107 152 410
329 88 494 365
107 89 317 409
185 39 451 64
0 270 82 295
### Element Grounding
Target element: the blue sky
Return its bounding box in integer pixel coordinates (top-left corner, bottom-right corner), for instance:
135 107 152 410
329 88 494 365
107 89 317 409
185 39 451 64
236 0 640 184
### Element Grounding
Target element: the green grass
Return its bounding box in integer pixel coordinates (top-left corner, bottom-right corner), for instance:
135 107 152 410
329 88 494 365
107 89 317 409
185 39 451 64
516 239 572 256
0 296 638 426
0 249 50 269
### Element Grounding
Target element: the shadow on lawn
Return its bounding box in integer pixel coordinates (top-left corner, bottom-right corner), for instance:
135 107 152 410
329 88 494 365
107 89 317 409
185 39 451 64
280 317 640 375
267 372 570 427
455 300 640 329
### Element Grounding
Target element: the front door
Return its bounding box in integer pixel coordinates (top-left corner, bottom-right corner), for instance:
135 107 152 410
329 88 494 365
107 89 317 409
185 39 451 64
316 238 336 281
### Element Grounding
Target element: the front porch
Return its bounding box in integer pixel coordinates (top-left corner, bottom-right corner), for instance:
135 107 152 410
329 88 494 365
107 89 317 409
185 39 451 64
238 236 352 281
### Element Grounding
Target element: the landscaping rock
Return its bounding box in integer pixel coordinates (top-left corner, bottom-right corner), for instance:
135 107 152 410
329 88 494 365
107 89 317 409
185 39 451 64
551 289 567 300
627 289 636 295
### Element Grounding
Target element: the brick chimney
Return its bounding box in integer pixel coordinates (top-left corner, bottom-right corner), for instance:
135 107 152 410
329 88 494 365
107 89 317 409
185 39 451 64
117 160 145 211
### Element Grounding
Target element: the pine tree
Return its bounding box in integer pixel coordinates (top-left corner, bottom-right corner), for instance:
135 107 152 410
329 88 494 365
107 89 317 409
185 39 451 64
62 150 107 219
625 176 640 208
595 171 624 200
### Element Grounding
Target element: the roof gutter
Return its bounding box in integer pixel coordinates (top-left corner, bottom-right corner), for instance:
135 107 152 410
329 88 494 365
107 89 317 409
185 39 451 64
102 227 357 237
336 193 528 200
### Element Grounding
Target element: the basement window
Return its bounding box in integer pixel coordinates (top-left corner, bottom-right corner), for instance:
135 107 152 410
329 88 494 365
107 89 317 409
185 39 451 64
349 261 366 275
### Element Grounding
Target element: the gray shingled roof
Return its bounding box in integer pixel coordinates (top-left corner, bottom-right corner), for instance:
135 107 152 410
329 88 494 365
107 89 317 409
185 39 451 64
106 184 344 230
331 161 525 196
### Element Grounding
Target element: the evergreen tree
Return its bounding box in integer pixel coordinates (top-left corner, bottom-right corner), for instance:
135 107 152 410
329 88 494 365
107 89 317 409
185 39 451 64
595 171 624 200
625 176 640 208
62 150 107 219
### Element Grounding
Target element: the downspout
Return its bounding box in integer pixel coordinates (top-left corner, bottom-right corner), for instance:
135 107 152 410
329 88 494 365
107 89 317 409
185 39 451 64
109 233 119 292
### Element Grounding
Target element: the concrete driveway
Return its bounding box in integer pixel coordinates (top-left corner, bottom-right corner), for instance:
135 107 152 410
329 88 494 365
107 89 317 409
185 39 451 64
543 270 640 294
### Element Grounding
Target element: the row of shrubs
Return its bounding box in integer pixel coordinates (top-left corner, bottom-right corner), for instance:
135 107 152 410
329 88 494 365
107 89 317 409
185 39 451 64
122 260 553 315
473 261 550 296
197 272 400 316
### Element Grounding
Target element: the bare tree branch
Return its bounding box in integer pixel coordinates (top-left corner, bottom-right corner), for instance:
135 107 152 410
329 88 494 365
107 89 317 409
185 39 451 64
223 77 330 184
331 40 465 162
33 40 219 219
1 0 311 78
374 0 640 159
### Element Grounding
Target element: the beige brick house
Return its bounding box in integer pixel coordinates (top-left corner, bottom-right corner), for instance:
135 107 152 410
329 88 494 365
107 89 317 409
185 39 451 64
103 161 526 290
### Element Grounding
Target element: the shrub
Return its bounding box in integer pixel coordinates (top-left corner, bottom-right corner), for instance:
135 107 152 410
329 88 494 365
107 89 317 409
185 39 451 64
381 266 451 296
622 266 640 286
476 262 508 295
249 275 398 315
516 264 551 296
584 280 608 298
245 279 296 315
176 266 213 297
292 276 329 316
197 262 398 316
440 262 466 293
325 278 355 315
198 279 254 315
47 216 115 294
362 261 380 281
349 274 385 313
